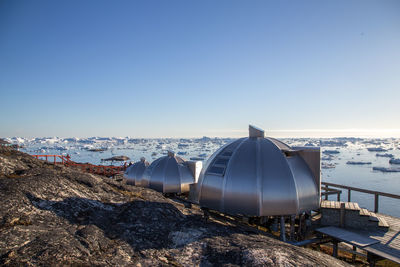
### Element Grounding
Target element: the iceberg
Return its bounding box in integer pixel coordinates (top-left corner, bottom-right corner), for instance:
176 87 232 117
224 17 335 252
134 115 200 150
323 150 340 155
304 142 315 147
319 140 348 147
373 167 400 172
177 143 189 148
346 161 372 165
190 157 205 161
367 147 388 152
322 155 333 161
376 153 394 158
389 158 400 165
322 162 336 169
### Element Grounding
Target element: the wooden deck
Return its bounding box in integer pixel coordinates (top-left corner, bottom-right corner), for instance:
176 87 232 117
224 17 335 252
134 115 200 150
317 213 400 264
363 214 400 264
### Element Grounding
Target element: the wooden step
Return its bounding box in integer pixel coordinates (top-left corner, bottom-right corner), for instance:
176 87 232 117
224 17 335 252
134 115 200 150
345 202 360 210
321 200 338 209
367 212 389 228
321 201 361 210
321 201 390 230
359 208 371 216
369 212 379 222
378 216 389 228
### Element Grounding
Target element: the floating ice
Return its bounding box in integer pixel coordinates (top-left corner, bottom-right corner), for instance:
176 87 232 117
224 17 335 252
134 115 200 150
319 140 348 147
346 161 372 165
389 158 400 165
323 150 340 155
321 155 333 161
178 143 189 148
87 148 107 152
373 167 400 172
190 157 205 161
322 162 336 169
367 147 388 152
376 153 394 158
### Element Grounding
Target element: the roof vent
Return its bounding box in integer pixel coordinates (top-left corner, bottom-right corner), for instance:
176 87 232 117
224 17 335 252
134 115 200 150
249 125 264 138
167 150 175 157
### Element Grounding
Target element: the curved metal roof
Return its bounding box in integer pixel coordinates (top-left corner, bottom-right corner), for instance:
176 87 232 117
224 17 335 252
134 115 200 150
141 151 196 193
191 125 320 216
124 157 149 186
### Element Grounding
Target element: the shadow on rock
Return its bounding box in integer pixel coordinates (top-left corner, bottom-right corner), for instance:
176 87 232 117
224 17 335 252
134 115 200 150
26 193 233 251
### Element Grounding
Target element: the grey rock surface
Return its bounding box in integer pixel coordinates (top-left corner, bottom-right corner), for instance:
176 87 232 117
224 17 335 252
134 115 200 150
0 146 350 266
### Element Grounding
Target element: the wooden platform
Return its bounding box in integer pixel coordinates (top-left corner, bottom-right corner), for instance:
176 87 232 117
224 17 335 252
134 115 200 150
320 200 389 229
316 213 400 264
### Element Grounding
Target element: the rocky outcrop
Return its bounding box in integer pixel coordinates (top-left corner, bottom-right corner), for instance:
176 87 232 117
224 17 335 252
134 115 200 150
0 146 349 266
101 155 130 161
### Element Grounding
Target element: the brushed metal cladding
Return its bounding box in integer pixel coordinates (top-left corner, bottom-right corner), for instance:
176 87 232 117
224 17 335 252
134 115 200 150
137 157 162 188
192 125 320 216
123 157 149 186
142 152 196 193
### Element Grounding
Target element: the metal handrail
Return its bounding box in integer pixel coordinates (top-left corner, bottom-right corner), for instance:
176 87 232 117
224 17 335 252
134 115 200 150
321 181 400 213
321 186 342 201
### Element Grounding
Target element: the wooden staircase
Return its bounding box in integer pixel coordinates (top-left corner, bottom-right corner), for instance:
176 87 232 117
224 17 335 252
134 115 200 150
321 200 389 230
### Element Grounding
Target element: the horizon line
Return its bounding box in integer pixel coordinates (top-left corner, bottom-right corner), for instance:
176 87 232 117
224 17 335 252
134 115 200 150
4 128 400 139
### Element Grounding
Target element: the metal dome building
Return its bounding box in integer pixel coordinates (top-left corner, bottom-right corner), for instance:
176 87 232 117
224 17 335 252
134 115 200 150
191 125 321 217
141 151 202 194
123 157 149 186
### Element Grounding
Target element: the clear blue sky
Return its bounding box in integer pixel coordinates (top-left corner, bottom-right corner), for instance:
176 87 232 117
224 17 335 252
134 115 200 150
1 0 399 138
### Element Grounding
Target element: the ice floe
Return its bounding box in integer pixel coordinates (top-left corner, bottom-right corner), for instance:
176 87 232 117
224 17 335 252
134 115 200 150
319 139 348 147
389 158 400 165
321 155 334 161
322 162 337 169
367 147 388 152
323 150 340 155
346 161 372 165
373 167 400 173
376 153 394 158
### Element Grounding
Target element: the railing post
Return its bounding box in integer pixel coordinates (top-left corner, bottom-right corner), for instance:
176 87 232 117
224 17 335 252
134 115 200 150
340 202 346 228
374 194 379 213
352 246 357 262
290 215 295 241
325 185 329 200
280 216 286 242
332 240 338 258
348 189 351 202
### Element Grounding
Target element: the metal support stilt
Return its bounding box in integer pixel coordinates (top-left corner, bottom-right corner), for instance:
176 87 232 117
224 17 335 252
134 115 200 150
367 252 376 267
352 246 356 262
271 217 279 232
202 208 210 222
332 240 338 258
280 216 286 242
290 215 295 241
